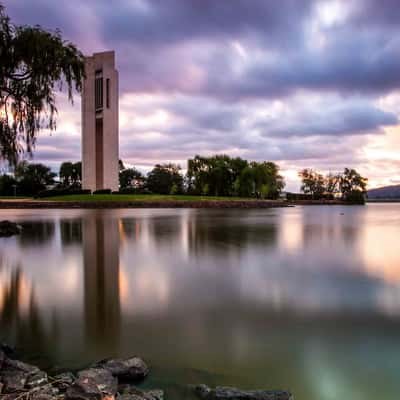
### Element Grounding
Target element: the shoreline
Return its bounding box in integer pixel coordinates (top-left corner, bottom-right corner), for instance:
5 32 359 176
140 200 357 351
0 199 350 209
0 346 293 400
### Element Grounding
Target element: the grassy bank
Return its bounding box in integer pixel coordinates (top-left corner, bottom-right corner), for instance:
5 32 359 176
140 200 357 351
40 194 253 202
0 194 289 209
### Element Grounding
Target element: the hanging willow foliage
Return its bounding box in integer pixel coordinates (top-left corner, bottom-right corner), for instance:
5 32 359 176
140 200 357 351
0 4 85 165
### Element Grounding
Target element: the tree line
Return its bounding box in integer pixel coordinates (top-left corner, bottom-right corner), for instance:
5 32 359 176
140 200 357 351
298 168 368 203
0 155 285 198
0 156 368 203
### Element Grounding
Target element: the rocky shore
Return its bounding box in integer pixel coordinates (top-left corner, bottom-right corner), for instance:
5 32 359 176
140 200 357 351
0 346 293 400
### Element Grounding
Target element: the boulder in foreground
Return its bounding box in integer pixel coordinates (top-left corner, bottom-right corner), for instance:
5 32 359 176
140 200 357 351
194 385 293 400
95 357 149 382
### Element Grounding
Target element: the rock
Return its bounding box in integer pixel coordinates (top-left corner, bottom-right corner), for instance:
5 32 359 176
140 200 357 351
97 358 149 382
0 394 26 400
0 369 28 393
31 395 56 400
194 386 293 400
30 384 60 399
26 371 48 389
65 377 103 400
143 390 163 400
78 368 117 395
0 221 22 237
195 384 212 398
119 387 163 400
52 372 75 392
3 358 40 374
0 357 42 393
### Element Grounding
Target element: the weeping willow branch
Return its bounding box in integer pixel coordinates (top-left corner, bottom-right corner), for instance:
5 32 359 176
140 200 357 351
0 4 85 165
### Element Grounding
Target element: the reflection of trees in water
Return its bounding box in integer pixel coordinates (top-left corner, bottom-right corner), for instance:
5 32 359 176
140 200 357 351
0 267 59 366
120 215 182 245
60 219 82 246
120 218 142 241
18 221 55 247
302 216 360 249
187 211 277 255
145 216 182 245
82 214 121 355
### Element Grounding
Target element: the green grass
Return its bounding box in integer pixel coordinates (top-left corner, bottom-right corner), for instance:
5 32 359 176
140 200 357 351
41 194 262 202
0 196 30 199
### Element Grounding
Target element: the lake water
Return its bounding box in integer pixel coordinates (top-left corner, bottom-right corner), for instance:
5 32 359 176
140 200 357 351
1 204 400 400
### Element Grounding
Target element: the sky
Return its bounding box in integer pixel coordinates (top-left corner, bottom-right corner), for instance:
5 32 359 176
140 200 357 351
4 0 400 190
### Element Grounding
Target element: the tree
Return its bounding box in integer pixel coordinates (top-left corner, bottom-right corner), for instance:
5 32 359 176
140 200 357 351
59 161 81 187
237 161 284 199
299 168 325 198
119 167 144 189
15 161 56 195
0 173 16 195
325 172 340 196
339 168 367 203
0 5 85 165
187 154 284 198
147 163 183 195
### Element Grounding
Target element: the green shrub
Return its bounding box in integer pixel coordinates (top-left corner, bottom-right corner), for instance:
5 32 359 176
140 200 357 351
93 189 112 194
35 189 91 198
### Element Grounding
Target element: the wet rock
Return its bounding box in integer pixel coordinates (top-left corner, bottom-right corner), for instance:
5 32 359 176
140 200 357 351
194 385 293 400
0 221 21 237
65 377 103 400
78 368 117 395
31 394 56 400
3 358 40 375
0 369 28 393
30 383 60 399
26 371 49 389
0 357 42 393
52 372 76 391
97 358 149 382
0 394 25 400
119 387 163 400
195 384 212 398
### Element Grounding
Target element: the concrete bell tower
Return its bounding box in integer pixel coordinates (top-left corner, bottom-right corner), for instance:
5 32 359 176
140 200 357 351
82 51 119 192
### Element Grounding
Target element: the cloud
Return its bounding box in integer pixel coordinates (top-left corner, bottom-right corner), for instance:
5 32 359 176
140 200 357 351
7 0 400 99
3 0 400 188
256 97 398 137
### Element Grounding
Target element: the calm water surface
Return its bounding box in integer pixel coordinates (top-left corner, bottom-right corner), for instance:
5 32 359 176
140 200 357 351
1 204 400 400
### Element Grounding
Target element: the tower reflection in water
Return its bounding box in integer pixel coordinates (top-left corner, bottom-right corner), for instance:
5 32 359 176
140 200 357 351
82 212 121 355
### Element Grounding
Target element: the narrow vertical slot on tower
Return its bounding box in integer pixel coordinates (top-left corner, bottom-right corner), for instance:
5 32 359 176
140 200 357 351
95 117 104 189
95 70 103 111
106 78 110 108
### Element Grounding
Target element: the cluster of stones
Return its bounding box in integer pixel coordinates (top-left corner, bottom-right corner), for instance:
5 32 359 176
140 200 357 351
0 347 161 400
0 221 21 237
0 347 293 400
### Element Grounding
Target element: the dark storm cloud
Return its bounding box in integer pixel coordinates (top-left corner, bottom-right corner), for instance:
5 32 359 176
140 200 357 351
98 0 312 47
257 101 398 138
6 0 400 98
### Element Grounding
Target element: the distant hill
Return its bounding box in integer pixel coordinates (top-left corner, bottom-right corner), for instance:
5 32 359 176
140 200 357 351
367 184 400 199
